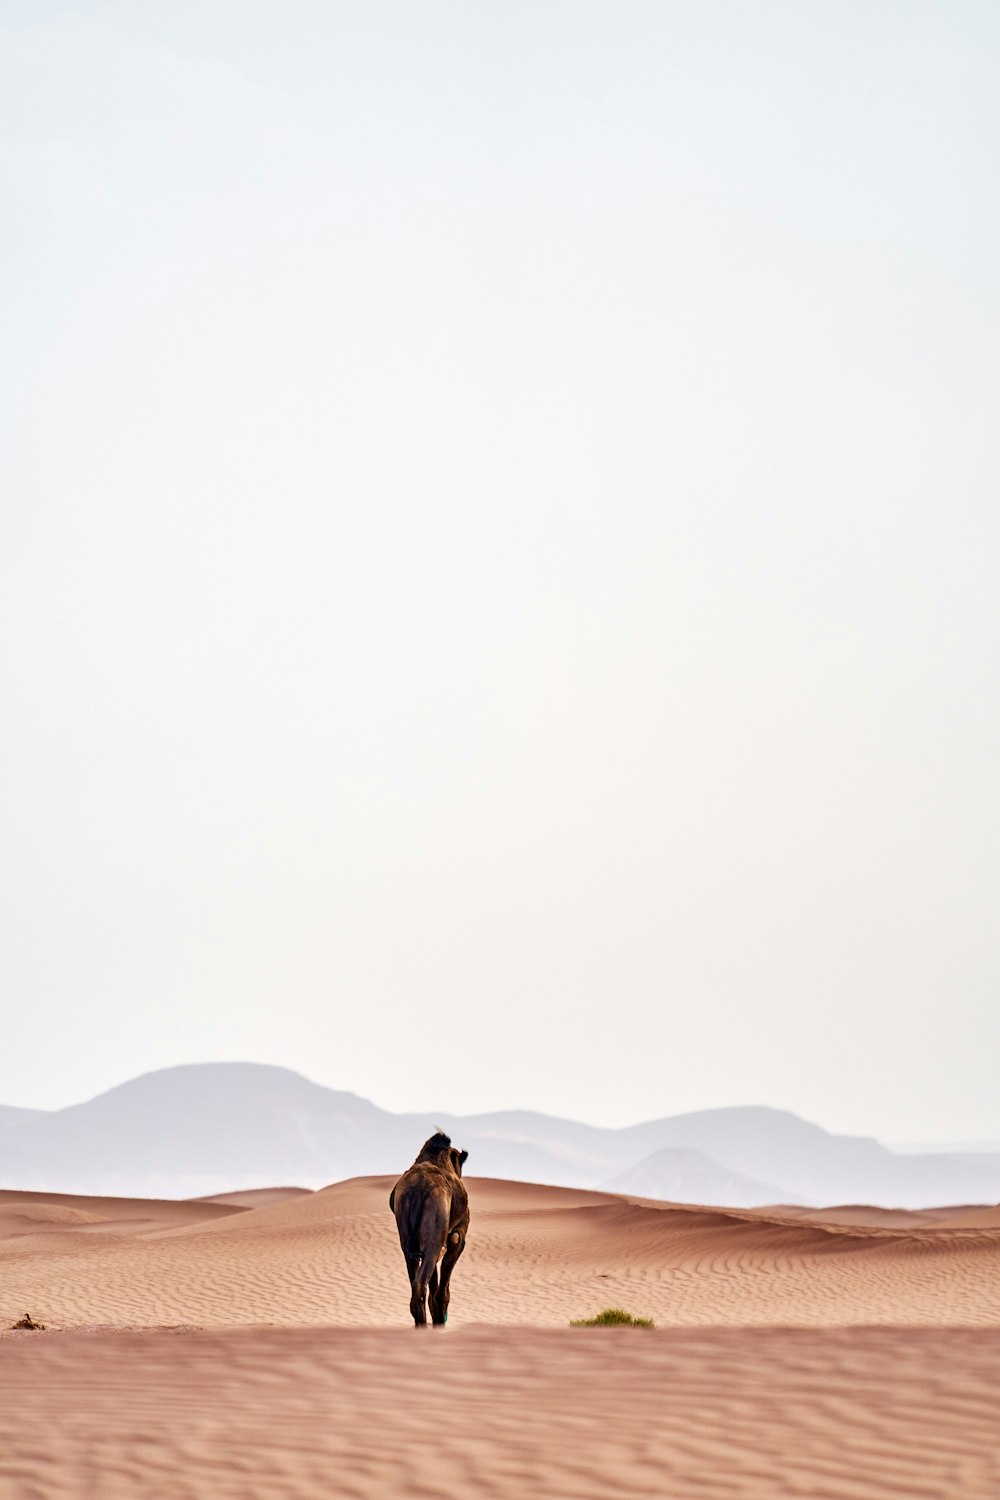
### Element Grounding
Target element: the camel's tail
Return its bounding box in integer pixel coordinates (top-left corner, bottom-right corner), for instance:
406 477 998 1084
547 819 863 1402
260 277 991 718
397 1189 448 1292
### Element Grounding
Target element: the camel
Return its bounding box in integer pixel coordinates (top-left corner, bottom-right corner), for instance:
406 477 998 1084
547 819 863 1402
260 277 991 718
389 1131 469 1327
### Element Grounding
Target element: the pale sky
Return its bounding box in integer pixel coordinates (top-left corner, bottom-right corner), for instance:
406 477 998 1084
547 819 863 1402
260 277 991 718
2 1 998 1140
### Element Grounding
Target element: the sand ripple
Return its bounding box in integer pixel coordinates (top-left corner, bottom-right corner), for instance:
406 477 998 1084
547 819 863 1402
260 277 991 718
1 1326 998 1499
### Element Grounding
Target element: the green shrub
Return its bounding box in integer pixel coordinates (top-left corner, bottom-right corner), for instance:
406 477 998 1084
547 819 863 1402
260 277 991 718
569 1306 654 1328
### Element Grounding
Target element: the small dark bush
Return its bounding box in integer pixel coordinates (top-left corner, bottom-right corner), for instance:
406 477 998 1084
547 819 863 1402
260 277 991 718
569 1306 654 1328
11 1313 45 1330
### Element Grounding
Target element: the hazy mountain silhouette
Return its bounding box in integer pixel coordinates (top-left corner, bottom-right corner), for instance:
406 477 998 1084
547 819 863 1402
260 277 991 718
0 1104 42 1131
2 1063 999 1208
600 1147 794 1208
0 1064 403 1195
606 1104 1000 1207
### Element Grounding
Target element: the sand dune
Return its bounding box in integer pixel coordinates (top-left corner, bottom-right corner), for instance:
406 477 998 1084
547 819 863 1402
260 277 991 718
772 1202 967 1228
3 1176 1000 1330
0 1187 243 1241
3 1176 1000 1497
194 1187 315 1209
922 1204 1000 1229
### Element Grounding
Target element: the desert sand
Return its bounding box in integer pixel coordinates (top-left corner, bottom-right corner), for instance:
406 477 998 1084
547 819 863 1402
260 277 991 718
2 1177 999 1497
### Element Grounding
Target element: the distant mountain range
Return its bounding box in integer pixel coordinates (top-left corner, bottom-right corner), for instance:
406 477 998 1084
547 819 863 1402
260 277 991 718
1 1062 999 1209
601 1148 790 1207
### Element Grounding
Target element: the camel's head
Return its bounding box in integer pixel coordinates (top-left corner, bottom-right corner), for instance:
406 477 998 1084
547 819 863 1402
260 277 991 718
416 1131 453 1164
415 1132 469 1175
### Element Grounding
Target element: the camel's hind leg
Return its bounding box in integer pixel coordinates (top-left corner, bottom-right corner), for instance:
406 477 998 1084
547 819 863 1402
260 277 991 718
409 1252 444 1327
430 1233 465 1326
406 1256 429 1326
405 1197 448 1328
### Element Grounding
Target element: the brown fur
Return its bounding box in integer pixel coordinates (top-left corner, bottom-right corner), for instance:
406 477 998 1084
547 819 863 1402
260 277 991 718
389 1132 469 1327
